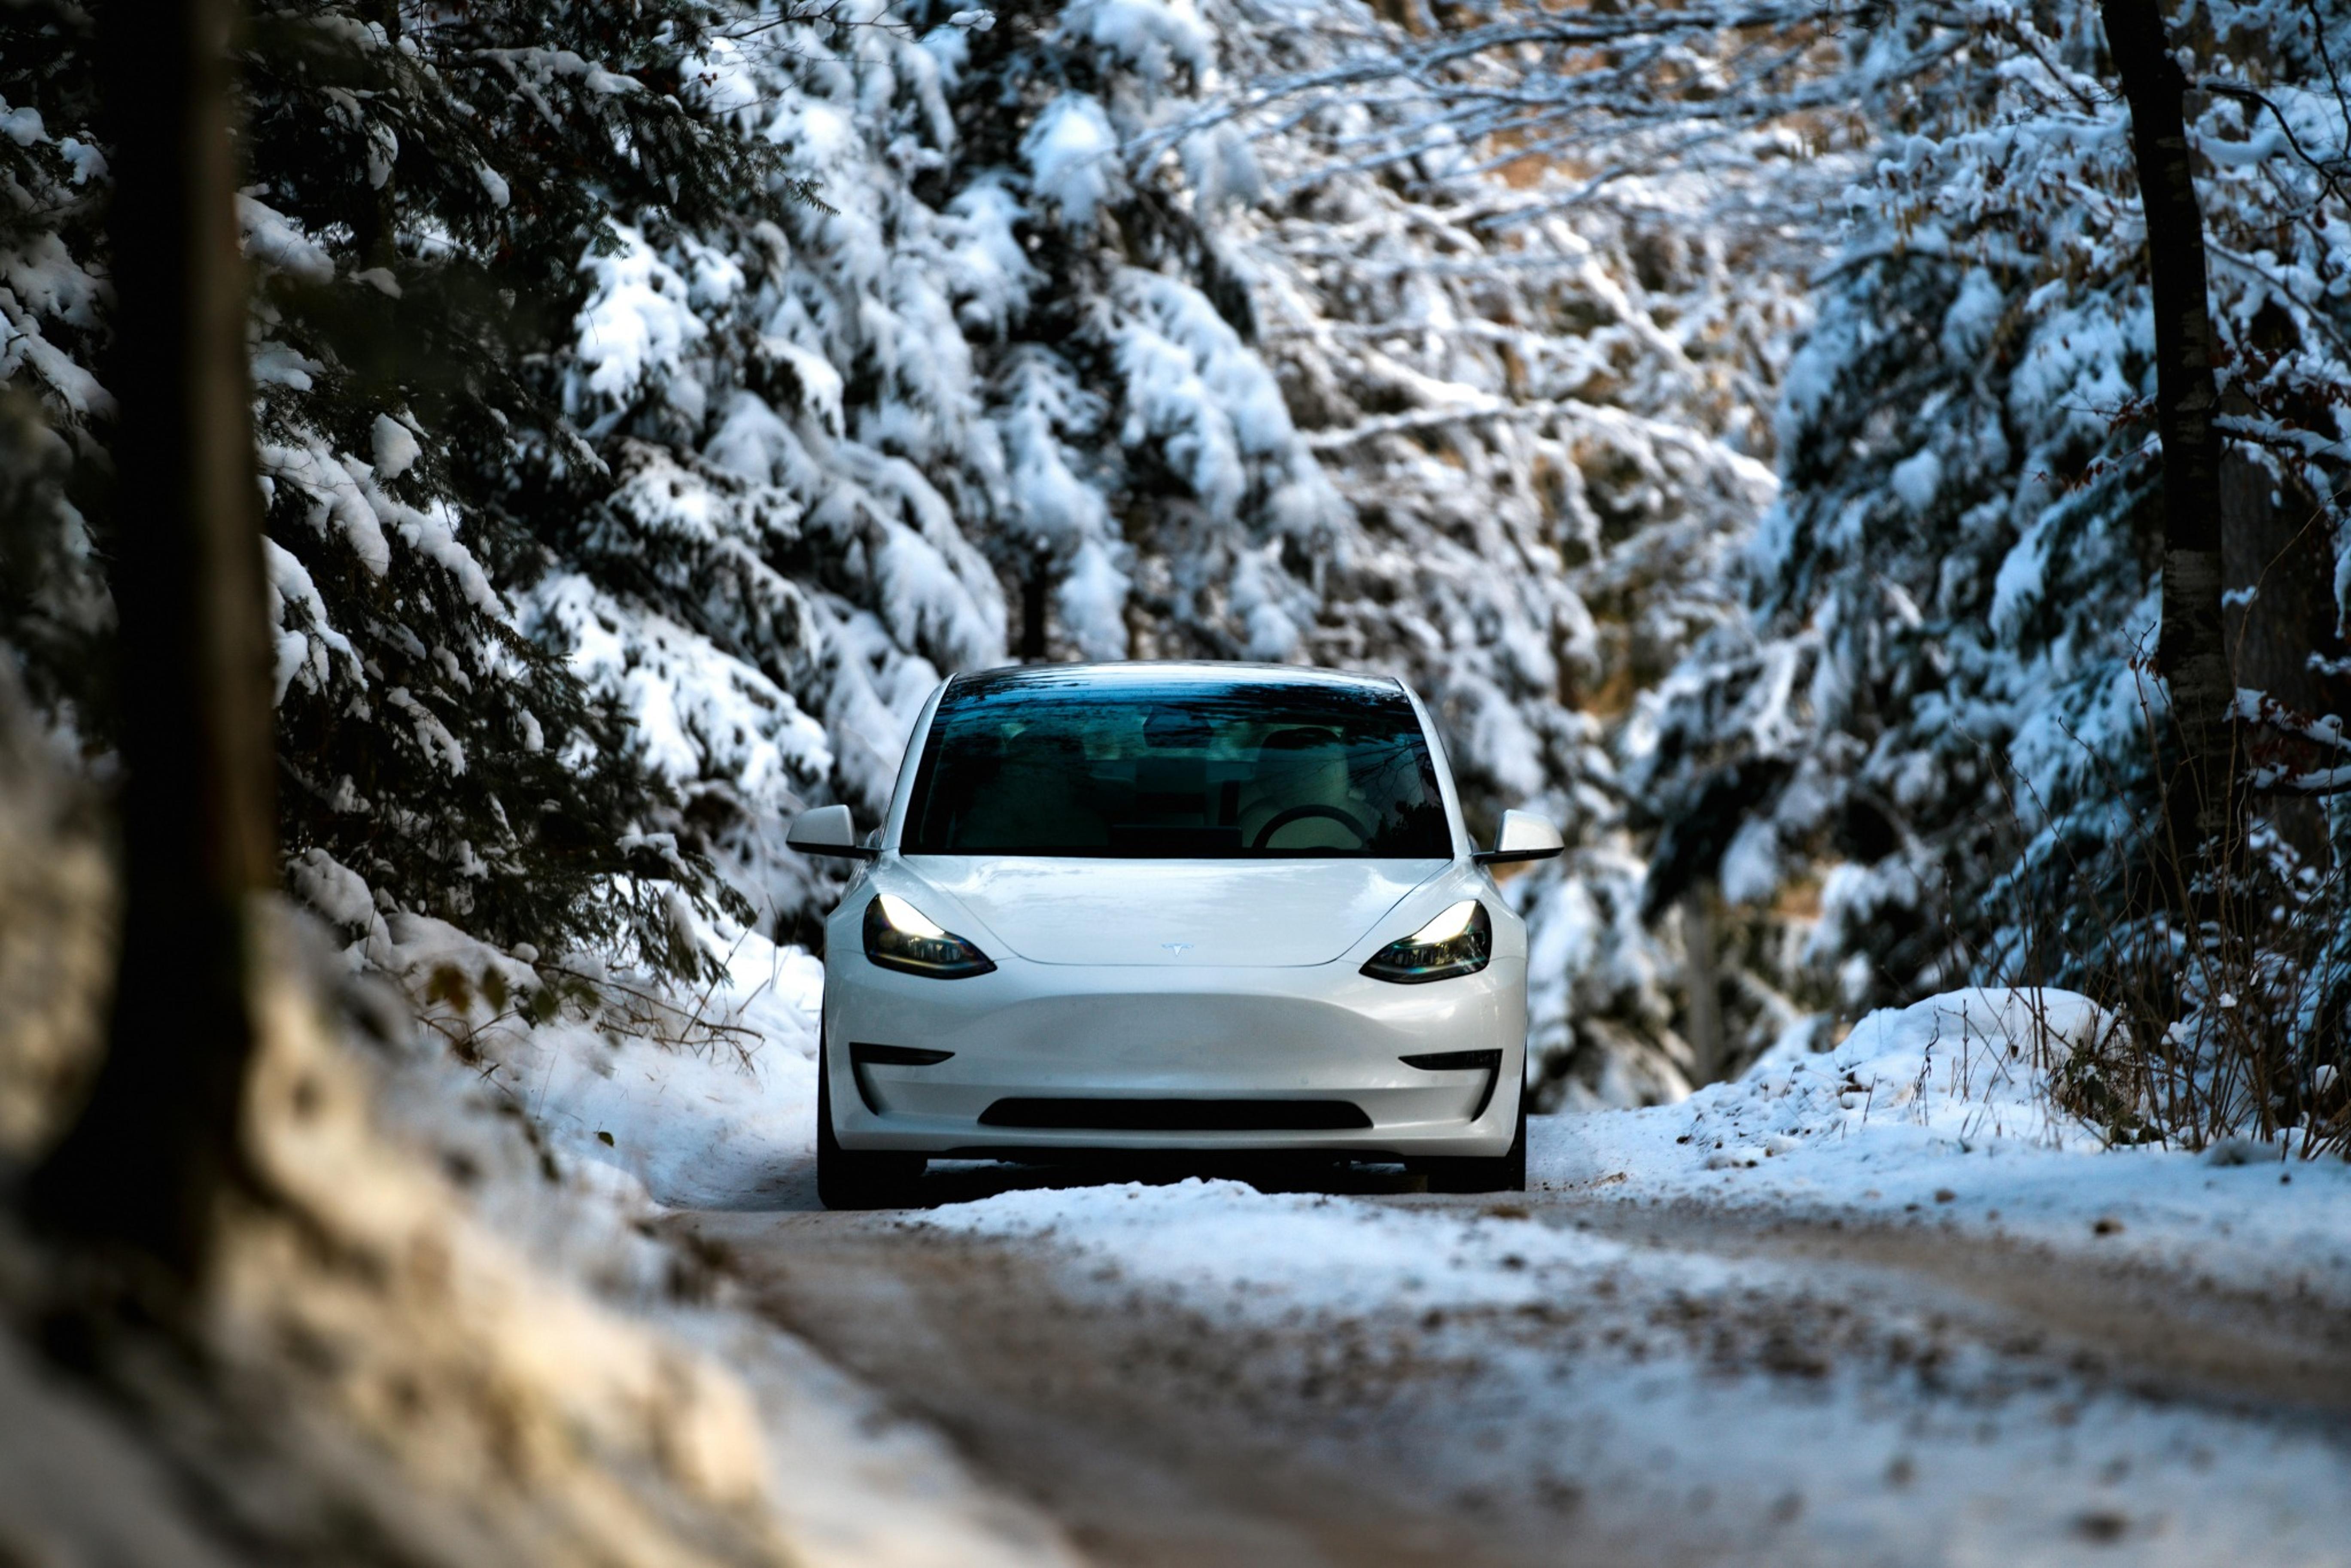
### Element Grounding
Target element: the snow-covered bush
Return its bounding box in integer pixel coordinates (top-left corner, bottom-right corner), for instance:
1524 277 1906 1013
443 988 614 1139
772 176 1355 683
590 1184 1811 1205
1703 988 2126 1162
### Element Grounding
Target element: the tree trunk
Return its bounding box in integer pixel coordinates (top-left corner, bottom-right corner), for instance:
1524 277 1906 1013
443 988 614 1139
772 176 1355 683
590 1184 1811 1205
2221 460 2348 868
1020 556 1049 662
28 0 276 1286
1679 884 1725 1088
2100 0 2235 881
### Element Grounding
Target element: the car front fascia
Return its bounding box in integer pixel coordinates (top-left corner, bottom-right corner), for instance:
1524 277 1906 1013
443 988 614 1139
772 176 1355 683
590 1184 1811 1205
821 856 1525 1158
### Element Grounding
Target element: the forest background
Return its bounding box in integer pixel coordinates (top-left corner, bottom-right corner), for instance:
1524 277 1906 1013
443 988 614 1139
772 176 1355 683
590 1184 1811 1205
3 0 2347 1138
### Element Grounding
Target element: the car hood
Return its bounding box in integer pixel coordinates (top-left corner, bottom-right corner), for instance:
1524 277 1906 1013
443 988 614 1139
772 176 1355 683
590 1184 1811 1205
899 856 1448 967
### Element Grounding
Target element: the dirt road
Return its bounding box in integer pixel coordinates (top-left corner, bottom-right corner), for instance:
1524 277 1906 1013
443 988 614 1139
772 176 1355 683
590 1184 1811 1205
680 1156 2351 1568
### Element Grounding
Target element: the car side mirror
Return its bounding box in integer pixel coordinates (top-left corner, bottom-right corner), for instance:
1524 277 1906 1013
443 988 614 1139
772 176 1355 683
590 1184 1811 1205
1472 808 1564 866
787 803 878 860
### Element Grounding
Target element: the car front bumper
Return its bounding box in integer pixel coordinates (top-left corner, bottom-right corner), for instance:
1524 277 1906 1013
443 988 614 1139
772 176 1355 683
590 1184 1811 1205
823 949 1527 1158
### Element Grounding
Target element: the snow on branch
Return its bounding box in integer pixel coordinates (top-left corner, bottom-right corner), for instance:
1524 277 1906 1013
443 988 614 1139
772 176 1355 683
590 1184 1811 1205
2232 689 2351 797
1124 0 1955 202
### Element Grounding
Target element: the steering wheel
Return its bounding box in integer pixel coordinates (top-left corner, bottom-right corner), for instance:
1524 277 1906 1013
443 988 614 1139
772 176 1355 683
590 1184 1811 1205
1249 803 1372 849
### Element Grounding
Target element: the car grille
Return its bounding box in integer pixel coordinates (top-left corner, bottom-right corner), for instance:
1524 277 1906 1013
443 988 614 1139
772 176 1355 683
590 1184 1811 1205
976 1097 1373 1131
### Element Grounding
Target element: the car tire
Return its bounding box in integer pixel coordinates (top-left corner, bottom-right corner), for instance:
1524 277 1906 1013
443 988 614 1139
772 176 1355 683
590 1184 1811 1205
1422 1087 1527 1194
815 1043 927 1210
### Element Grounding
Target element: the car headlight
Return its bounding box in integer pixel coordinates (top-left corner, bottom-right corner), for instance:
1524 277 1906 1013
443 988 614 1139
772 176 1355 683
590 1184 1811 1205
1360 900 1491 984
864 893 996 978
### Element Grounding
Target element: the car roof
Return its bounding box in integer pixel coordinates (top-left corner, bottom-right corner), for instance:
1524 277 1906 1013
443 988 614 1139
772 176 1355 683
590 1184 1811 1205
945 661 1407 700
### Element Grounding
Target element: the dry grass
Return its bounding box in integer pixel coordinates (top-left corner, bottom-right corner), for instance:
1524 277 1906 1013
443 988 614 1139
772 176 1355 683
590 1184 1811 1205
1951 688 2349 1159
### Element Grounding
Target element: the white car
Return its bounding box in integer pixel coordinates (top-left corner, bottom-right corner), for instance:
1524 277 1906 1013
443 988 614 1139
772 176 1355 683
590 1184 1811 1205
788 662 1563 1208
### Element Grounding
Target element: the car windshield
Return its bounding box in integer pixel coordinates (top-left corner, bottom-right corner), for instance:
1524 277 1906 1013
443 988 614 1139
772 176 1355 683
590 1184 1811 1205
903 672 1452 858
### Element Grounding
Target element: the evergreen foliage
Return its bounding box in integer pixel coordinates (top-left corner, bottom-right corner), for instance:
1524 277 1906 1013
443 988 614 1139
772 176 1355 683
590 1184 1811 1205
3 0 1831 1094
1637 0 2351 1085
12 0 2341 1130
537 0 1832 1094
1 0 793 976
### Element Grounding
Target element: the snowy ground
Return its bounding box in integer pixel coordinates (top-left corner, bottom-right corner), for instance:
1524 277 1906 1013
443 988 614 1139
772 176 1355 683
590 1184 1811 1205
332 912 1088 1568
654 987 2351 1566
879 1144 2351 1565
362 939 2351 1565
1546 989 2351 1306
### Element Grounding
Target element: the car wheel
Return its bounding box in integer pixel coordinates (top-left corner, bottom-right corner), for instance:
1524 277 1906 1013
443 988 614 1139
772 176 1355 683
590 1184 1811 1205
1423 1087 1527 1194
815 1042 927 1210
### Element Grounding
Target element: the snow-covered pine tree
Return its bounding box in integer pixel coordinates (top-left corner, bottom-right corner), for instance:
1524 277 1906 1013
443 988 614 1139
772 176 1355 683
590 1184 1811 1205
1 0 786 976
1635 0 2351 1105
536 0 1850 1098
1184 0 1853 1100
241 0 815 974
12 0 1867 1104
0 3 109 732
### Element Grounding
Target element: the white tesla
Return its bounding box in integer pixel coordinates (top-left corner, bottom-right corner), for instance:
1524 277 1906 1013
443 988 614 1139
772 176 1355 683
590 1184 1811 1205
787 662 1563 1208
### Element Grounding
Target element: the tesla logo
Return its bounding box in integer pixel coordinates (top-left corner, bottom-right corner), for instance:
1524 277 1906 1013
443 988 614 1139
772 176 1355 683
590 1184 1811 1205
1161 942 1193 954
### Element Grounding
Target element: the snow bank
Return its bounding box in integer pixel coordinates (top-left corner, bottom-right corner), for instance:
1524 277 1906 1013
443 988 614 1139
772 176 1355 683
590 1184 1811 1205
1705 987 2120 1162
1541 989 2351 1300
497 939 823 1211
350 922 1092 1565
925 990 2351 1318
207 833 1072 1565
346 890 822 1211
0 672 111 1160
228 937 782 1541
